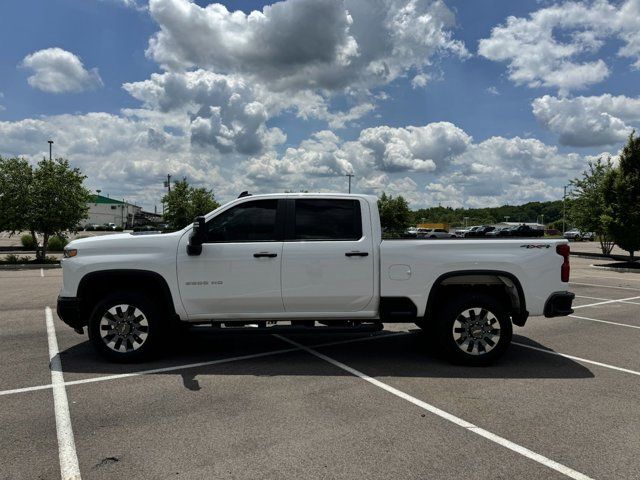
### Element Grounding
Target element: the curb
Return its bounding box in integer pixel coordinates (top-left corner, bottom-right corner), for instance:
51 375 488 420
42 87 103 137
0 264 61 270
570 252 629 261
591 264 640 275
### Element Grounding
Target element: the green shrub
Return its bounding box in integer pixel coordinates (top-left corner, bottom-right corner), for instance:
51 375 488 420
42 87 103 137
4 254 20 264
47 236 68 251
21 234 37 249
115 226 124 232
84 224 94 231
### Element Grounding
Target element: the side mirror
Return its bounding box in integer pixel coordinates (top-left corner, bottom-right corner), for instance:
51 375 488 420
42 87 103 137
187 216 206 256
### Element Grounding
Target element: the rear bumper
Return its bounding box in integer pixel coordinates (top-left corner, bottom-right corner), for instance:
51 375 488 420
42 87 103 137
56 296 85 329
543 291 575 318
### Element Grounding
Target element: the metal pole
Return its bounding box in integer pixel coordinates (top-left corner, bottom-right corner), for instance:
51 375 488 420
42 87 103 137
48 140 53 160
345 173 354 193
563 185 567 233
167 174 172 193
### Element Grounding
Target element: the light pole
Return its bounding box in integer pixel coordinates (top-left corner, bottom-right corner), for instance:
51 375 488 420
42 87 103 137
47 140 53 160
164 174 172 193
345 173 354 193
463 216 469 228
562 185 569 233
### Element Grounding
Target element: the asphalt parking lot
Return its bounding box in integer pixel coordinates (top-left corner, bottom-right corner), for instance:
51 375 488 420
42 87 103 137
1 256 640 480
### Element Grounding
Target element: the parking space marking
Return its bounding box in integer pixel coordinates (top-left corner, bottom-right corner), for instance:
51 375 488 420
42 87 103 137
568 314 640 330
40 268 44 277
574 295 640 306
0 331 410 397
570 282 640 292
45 307 81 480
572 275 640 283
572 295 640 309
513 342 640 377
277 335 594 480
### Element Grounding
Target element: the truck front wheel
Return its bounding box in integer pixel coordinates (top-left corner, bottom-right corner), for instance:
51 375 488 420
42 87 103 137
435 293 512 365
88 292 166 362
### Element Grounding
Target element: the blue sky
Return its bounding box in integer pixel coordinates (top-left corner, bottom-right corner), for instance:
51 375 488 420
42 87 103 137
1 0 640 210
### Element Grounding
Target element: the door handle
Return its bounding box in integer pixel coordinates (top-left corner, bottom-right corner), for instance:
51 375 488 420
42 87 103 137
253 252 278 258
345 251 369 257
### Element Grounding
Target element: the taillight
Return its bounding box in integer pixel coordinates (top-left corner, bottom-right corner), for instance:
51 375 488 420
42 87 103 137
556 244 570 282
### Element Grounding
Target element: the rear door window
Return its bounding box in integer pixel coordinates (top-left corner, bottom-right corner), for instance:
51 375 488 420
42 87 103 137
293 199 362 241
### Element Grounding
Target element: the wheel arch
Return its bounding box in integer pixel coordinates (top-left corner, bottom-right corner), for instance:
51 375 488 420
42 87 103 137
77 269 178 324
425 270 528 326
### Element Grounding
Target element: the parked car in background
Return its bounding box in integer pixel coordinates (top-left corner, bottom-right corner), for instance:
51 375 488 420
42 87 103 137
404 227 418 238
417 228 456 239
454 227 472 238
508 225 545 238
564 229 595 241
486 226 511 237
465 225 495 237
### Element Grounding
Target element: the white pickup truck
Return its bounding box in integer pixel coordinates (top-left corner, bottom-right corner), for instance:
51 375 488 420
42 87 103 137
57 193 574 365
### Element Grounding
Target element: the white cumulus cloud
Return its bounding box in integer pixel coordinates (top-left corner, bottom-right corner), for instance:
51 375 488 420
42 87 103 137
478 0 640 95
146 0 467 92
532 94 640 147
21 48 103 93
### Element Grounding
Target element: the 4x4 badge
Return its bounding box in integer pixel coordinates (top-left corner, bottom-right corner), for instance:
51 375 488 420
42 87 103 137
520 244 551 249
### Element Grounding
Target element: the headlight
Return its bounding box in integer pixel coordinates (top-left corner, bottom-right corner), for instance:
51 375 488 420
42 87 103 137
63 248 78 258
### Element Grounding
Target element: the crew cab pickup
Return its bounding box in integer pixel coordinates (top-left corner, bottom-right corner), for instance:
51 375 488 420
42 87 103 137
57 193 574 365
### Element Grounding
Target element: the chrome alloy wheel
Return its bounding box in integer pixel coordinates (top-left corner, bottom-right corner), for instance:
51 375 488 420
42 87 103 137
99 304 149 353
452 307 501 356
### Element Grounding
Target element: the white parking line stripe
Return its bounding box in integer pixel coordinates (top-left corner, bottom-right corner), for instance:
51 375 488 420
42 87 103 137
45 307 81 480
575 295 610 301
513 342 640 377
572 295 640 309
574 295 640 306
570 282 640 292
568 315 640 330
0 331 409 397
277 335 593 480
40 268 44 277
572 275 640 283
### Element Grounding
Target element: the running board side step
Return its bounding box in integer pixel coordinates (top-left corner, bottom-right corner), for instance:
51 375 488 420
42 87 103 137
198 323 384 334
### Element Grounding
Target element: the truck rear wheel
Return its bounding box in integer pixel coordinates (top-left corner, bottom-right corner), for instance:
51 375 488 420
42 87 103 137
435 293 512 365
88 292 166 362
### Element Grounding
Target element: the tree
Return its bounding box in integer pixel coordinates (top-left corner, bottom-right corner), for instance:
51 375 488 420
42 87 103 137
190 186 220 218
378 192 411 235
0 157 91 260
569 157 615 255
30 158 91 259
162 180 192 230
162 180 220 230
0 157 33 234
603 132 640 261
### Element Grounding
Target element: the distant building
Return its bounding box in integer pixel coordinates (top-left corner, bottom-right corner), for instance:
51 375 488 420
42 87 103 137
85 195 142 228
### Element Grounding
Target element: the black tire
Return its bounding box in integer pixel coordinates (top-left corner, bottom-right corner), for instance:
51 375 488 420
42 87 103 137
434 293 512 366
88 291 167 362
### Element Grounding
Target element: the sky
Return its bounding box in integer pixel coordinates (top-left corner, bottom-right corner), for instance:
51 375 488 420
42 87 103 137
1 0 640 211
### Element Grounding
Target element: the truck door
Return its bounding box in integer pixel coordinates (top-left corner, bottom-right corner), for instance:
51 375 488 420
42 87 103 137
281 198 375 313
177 198 285 317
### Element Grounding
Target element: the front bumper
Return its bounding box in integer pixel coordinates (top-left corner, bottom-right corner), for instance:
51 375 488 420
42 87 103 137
56 296 85 330
543 291 575 317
